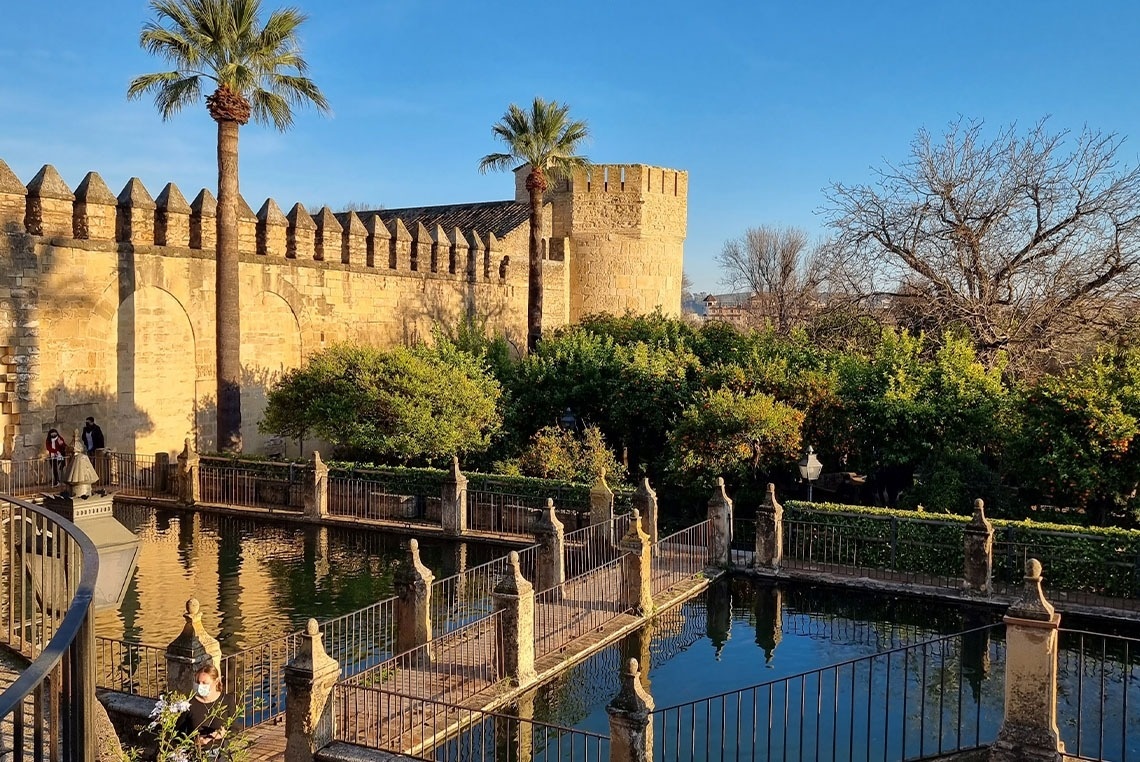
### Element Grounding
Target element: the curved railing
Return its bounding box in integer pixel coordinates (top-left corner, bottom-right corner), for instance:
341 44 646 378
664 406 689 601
0 494 99 761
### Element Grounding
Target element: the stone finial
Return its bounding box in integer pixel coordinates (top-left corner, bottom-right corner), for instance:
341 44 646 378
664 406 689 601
117 177 155 208
364 212 390 268
154 182 192 247
178 437 199 468
27 164 74 201
287 618 338 676
620 509 651 549
155 182 192 214
1008 558 1056 621
449 455 466 484
313 206 342 262
396 538 435 589
166 598 222 676
189 189 217 250
387 217 411 270
64 429 100 498
432 224 450 272
73 171 117 241
759 483 783 516
74 172 117 205
450 227 469 278
343 211 367 264
0 159 26 195
494 551 534 596
967 498 992 531
610 658 654 714
708 477 732 510
534 498 564 533
256 198 289 257
26 164 75 237
286 202 317 258
411 221 432 272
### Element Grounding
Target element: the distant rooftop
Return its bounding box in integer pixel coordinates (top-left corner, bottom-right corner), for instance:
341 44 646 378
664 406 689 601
344 200 530 240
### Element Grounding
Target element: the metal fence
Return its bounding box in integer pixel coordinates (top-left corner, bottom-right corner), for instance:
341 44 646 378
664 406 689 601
652 521 711 596
334 688 611 760
1 494 100 762
327 475 441 524
535 555 633 659
466 490 551 536
0 453 175 500
1057 628 1140 760
95 636 166 698
198 463 306 512
650 623 1006 761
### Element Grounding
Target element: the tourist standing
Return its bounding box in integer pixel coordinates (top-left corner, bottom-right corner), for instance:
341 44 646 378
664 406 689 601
45 429 68 486
82 417 105 454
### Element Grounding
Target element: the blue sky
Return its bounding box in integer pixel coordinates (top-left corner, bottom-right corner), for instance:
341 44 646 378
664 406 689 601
2 1 1139 292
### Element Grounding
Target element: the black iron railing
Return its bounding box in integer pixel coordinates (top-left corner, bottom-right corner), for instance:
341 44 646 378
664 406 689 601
1 494 100 762
650 623 1005 761
1057 628 1140 760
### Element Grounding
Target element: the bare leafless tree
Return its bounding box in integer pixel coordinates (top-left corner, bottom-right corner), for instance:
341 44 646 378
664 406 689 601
717 225 830 334
824 118 1140 373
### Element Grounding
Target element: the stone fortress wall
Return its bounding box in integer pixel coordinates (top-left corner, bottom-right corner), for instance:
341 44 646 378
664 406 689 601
0 158 686 460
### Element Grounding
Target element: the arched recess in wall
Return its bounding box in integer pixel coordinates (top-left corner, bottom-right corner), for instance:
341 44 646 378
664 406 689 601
240 290 302 456
104 285 197 456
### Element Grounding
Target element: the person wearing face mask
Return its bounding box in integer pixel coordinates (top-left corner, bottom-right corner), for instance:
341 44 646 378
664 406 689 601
175 664 237 752
44 429 68 487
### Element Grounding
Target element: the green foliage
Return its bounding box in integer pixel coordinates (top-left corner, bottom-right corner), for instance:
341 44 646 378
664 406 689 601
260 340 501 464
122 692 248 762
667 388 804 488
513 425 627 483
784 499 1140 597
1006 347 1140 524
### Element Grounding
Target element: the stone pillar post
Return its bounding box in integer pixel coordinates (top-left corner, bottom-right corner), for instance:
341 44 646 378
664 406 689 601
493 551 537 687
754 483 783 571
175 438 200 506
395 539 434 656
607 658 654 762
963 498 994 595
165 598 222 695
154 452 170 493
619 510 654 616
590 469 615 530
284 619 341 762
707 478 733 568
533 499 566 592
990 559 1065 762
632 478 658 555
305 451 329 520
441 456 468 536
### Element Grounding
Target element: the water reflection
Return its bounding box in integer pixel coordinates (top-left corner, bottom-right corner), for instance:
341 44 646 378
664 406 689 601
95 504 511 652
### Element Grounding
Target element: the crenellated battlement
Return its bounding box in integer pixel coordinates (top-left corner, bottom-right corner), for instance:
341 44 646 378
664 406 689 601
568 164 688 198
0 158 509 282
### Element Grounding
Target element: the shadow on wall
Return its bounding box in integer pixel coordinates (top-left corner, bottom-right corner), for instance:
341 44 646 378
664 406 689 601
189 366 277 457
402 276 523 351
33 381 155 459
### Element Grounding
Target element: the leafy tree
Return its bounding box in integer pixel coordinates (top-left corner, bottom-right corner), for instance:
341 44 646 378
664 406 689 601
479 98 589 350
129 0 329 451
260 342 501 463
666 388 804 489
1007 348 1140 525
826 118 1140 374
509 425 626 483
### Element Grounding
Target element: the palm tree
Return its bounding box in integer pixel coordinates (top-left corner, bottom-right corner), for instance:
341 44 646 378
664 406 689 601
128 0 328 452
479 98 588 351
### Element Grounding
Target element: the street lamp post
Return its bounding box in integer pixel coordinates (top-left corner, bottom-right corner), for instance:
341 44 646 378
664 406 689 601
798 445 823 503
559 408 578 432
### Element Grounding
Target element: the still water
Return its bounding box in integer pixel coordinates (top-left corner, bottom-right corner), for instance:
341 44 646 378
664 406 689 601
95 504 511 652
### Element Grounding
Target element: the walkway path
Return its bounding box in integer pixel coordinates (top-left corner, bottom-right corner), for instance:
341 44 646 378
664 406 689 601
244 541 715 759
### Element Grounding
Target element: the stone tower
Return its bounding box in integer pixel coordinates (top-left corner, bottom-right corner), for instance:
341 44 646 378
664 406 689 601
518 164 688 322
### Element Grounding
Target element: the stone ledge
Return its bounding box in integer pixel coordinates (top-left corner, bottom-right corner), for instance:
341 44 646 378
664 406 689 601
317 741 421 761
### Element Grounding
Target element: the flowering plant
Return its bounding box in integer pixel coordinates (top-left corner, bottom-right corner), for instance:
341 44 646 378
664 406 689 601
120 690 249 762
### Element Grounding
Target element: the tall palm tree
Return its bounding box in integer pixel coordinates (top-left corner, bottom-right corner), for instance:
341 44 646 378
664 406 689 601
128 0 328 452
479 98 588 351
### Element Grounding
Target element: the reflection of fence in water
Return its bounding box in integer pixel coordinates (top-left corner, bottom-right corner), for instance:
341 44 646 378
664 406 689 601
650 624 1007 762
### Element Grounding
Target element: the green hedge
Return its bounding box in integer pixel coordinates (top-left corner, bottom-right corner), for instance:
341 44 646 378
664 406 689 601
782 500 1140 598
204 455 635 513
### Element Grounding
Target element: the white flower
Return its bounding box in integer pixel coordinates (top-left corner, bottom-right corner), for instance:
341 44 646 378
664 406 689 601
171 700 191 714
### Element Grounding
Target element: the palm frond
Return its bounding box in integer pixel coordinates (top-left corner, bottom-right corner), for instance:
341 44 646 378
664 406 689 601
481 97 590 177
132 0 327 127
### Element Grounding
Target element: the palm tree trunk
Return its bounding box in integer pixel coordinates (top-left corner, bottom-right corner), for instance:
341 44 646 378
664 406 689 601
526 173 545 352
216 119 243 452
